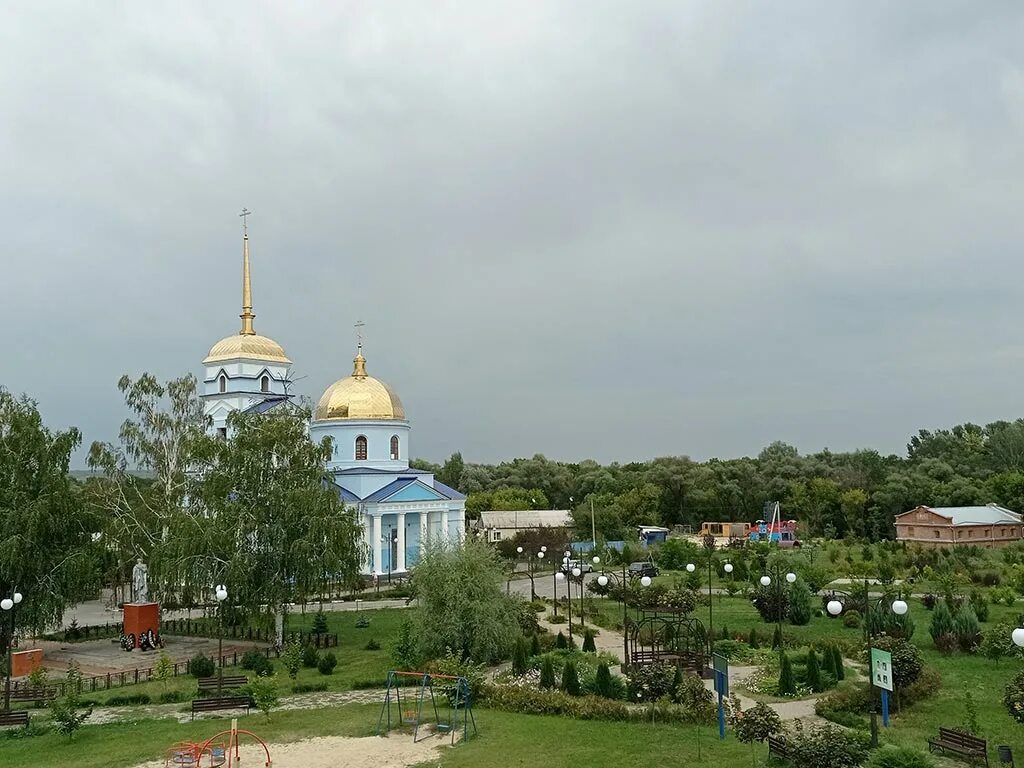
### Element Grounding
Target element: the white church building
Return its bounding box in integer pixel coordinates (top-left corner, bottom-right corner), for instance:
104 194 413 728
201 226 466 576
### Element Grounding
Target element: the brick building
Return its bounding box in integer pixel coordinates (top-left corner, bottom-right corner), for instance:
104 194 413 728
894 503 1023 549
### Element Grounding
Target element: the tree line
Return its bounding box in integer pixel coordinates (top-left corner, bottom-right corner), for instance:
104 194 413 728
415 419 1024 542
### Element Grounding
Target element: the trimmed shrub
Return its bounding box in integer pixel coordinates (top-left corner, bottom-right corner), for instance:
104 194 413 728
830 646 845 681
364 638 381 651
843 609 861 628
291 681 329 694
539 656 556 689
870 635 923 690
748 627 760 649
953 606 982 652
969 590 989 623
778 652 796 696
311 610 329 635
555 631 568 650
302 644 319 668
530 634 541 657
1004 668 1024 723
929 601 956 651
788 582 813 626
561 661 581 696
188 653 215 679
752 584 789 624
771 625 784 650
281 643 303 679
628 663 677 702
512 636 529 676
730 700 782 743
594 663 614 699
317 652 337 676
787 721 871 768
806 647 823 692
483 683 713 724
582 631 596 653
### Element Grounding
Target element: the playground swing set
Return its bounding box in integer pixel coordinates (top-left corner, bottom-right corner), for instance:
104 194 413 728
376 670 477 744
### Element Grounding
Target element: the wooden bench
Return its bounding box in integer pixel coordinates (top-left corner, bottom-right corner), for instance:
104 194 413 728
929 727 988 766
190 696 253 720
0 710 30 728
197 675 248 694
767 735 790 763
9 687 57 704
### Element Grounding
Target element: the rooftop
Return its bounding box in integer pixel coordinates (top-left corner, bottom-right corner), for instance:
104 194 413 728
477 510 573 529
903 503 1023 526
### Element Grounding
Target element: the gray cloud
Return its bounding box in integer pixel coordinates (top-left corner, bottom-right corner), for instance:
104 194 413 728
3 1 1024 465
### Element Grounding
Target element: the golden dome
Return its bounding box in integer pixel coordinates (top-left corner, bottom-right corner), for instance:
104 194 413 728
314 347 405 421
203 333 291 365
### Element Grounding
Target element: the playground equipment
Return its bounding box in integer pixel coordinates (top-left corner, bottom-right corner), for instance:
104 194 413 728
376 670 477 745
164 719 271 767
748 502 800 548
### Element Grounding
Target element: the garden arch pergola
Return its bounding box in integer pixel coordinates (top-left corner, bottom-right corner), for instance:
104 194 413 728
627 610 708 676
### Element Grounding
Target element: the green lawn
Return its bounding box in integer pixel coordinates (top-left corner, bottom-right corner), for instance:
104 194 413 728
0 703 755 768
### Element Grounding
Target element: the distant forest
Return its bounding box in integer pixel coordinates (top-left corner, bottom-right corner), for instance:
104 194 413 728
412 419 1024 542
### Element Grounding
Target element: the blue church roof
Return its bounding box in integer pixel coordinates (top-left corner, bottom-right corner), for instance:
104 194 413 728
243 396 291 415
323 478 360 503
432 480 466 500
333 467 431 476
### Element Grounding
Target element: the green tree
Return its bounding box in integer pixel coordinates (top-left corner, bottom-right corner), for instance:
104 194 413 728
594 662 614 698
555 631 568 650
390 618 420 671
412 540 519 663
561 660 581 696
929 601 956 649
539 656 556 689
162 408 363 645
247 674 280 720
529 633 541 657
778 652 796 696
436 452 465 494
1 389 101 634
281 643 303 679
582 630 596 653
830 646 845 681
86 373 211 606
154 651 174 692
50 666 92 738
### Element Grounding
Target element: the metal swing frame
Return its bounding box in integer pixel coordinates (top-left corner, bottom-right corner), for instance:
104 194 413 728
376 670 477 744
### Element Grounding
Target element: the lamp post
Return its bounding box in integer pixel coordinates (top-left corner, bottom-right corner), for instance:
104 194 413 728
214 585 228 696
759 566 797 647
826 582 908 746
595 556 632 666
572 566 584 628
557 551 572 641
2 591 23 712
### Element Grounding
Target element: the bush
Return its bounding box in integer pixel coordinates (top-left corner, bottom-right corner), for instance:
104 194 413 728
933 606 954 651
364 638 381 651
561 661 581 696
582 631 597 653
870 635 923 690
628 663 677 702
291 681 329 694
50 667 91 738
953 606 982 652
778 653 796 696
788 582 813 626
555 631 568 650
786 721 871 768
311 609 329 634
482 683 713 724
865 746 937 768
593 663 614 699
240 648 273 676
674 671 713 710
772 625 784 649
539 656 556 689
246 675 279 720
1004 668 1024 723
752 584 789 624
921 593 937 610
981 621 1024 661
302 644 320 668
729 700 782 743
281 643 304 679
512 636 529 676
830 645 845 681
748 627 759 648
843 609 861 628
805 647 823 692
106 693 151 706
188 653 216 679
547 613 568 624
158 690 185 704
530 634 541 657
318 652 338 676
968 590 989 623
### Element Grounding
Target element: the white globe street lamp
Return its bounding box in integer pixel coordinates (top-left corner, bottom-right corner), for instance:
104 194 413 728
891 599 908 616
0 599 11 611
1013 628 1024 648
564 550 571 560
537 551 544 559
12 593 22 605
592 556 601 565
640 576 652 587
686 563 696 573
572 567 582 578
723 563 733 574
760 575 771 587
786 572 797 584
597 575 609 587
826 600 843 617
516 546 523 554
213 585 228 694
540 546 547 553
555 571 565 582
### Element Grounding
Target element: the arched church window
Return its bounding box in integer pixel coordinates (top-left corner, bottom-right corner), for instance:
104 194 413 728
261 375 270 393
355 435 367 461
219 375 226 394
390 435 400 460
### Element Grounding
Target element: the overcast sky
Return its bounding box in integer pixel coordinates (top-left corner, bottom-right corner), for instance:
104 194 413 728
3 2 1024 467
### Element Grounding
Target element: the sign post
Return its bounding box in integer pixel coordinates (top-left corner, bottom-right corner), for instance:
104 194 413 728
870 648 894 728
712 652 729 740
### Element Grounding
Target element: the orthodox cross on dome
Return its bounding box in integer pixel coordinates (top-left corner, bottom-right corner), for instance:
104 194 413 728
239 207 252 237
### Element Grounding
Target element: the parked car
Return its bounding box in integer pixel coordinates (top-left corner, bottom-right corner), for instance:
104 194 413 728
560 559 594 574
627 562 659 578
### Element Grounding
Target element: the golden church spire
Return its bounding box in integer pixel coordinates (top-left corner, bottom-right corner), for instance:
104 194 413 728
239 208 255 335
352 320 367 378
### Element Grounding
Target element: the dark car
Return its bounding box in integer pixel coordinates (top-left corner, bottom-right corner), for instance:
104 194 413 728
628 562 659 578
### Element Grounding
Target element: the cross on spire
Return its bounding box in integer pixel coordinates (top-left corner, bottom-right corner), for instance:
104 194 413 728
240 207 252 237
355 320 365 350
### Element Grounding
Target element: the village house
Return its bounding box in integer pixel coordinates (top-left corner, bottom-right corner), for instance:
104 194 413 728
894 503 1024 549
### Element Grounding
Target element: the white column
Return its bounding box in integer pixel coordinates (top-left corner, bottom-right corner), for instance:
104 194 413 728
362 513 373 572
441 508 450 543
396 512 407 572
420 510 430 546
372 513 383 574
457 509 465 541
